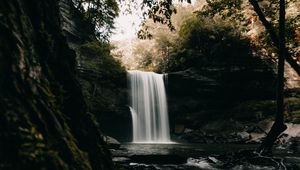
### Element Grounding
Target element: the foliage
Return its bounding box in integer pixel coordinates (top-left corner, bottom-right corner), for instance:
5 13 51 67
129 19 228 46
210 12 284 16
155 14 258 73
134 0 191 39
72 0 119 40
198 0 300 59
124 0 299 74
69 0 193 40
120 4 192 71
79 41 125 80
132 41 156 70
123 2 267 73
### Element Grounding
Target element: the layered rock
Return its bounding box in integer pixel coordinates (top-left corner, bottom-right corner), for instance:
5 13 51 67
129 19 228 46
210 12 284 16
168 63 277 132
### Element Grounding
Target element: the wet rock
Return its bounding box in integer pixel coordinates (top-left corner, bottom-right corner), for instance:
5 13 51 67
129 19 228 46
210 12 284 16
112 157 131 163
275 123 300 150
245 125 267 133
184 128 194 134
115 163 158 170
186 157 217 169
110 148 126 156
212 150 287 169
248 157 279 167
129 163 157 170
103 136 121 149
237 131 250 141
289 137 300 153
285 123 300 137
283 137 300 154
257 120 273 132
247 133 265 143
207 156 224 166
130 154 187 164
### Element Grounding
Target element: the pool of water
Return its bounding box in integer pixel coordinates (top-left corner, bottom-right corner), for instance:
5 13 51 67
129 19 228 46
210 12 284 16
119 143 258 157
112 143 300 169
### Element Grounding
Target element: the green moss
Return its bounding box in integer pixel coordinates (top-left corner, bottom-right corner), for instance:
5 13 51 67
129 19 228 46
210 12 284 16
64 136 92 170
33 78 94 169
15 125 69 170
18 126 46 161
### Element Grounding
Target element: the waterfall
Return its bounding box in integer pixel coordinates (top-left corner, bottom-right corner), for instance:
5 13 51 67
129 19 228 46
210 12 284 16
128 70 171 143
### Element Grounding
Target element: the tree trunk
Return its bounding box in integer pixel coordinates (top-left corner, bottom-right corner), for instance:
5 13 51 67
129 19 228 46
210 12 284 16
249 0 300 76
256 0 287 154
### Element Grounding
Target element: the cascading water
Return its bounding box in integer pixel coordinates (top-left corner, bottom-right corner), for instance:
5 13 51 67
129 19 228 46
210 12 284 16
128 70 171 143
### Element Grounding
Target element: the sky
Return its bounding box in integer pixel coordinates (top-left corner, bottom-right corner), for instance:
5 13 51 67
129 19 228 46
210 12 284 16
110 12 142 41
110 0 196 41
110 1 143 41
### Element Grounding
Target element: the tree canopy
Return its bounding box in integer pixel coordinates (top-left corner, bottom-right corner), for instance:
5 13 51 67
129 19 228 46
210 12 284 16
72 0 119 40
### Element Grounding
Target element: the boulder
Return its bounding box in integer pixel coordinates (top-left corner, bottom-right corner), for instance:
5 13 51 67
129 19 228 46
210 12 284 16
184 128 194 134
112 157 130 163
237 131 250 141
103 136 121 149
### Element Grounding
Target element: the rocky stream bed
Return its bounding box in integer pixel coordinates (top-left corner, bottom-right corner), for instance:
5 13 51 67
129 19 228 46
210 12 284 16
110 143 300 170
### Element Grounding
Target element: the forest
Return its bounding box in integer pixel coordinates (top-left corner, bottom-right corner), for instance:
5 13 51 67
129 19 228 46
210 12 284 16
0 0 299 169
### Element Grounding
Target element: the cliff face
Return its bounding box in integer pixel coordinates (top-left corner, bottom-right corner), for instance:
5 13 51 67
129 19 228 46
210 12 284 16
167 59 277 132
58 0 130 141
0 0 113 169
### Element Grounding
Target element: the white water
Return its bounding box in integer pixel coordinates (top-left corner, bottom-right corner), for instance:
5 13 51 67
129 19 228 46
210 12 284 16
128 70 171 143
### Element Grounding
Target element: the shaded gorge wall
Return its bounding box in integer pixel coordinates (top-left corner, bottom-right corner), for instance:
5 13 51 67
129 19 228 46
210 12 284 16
59 0 131 142
0 0 113 169
167 64 277 134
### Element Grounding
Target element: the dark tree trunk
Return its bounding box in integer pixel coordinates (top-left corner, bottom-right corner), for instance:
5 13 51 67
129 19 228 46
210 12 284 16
249 0 300 76
256 0 287 154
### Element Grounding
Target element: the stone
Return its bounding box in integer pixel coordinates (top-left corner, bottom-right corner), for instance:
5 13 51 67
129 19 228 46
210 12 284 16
130 154 187 164
184 128 193 134
112 157 130 163
237 131 250 140
248 133 265 143
103 136 121 149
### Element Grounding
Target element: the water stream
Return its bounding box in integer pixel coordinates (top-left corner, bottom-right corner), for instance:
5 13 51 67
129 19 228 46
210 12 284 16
127 70 171 143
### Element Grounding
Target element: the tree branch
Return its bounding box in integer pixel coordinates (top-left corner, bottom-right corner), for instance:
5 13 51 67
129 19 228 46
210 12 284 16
249 0 300 76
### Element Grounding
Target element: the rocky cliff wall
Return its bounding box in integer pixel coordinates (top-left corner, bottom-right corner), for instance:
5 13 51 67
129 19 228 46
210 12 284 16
0 0 113 169
167 61 277 132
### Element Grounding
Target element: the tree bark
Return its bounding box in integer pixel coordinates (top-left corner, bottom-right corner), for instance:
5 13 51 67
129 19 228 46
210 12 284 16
255 0 287 154
249 0 300 76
